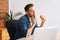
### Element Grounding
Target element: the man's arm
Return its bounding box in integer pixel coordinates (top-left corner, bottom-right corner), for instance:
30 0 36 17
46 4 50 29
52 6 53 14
27 18 36 36
40 15 46 27
40 20 45 27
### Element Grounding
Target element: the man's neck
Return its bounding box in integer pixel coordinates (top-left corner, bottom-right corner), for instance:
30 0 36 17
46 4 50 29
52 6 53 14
27 14 32 22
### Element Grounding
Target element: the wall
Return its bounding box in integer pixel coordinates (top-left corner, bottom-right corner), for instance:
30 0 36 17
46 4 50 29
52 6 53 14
0 0 8 13
0 0 8 28
9 0 60 32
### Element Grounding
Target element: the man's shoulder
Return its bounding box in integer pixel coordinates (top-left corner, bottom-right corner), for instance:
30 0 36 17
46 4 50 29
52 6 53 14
19 14 27 21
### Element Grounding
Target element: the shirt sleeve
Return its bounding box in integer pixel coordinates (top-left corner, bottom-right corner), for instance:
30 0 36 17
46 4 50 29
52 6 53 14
35 23 38 28
31 23 38 35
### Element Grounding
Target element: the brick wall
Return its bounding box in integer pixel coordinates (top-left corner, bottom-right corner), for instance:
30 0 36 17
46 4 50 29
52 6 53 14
0 0 8 13
0 0 8 28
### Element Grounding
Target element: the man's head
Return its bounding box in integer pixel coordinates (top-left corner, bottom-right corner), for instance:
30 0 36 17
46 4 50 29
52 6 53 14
24 4 35 17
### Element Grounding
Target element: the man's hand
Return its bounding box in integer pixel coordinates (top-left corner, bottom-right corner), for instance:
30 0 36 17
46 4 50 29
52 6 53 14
27 16 37 36
40 15 46 22
32 17 36 25
40 15 46 27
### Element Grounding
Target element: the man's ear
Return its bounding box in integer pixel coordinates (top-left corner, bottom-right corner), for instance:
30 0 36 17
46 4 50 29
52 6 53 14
26 11 28 13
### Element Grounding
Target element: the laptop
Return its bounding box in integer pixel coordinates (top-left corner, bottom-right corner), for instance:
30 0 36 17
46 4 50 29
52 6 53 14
33 27 58 40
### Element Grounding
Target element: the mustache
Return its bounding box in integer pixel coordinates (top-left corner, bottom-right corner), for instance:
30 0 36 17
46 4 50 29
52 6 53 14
30 15 35 19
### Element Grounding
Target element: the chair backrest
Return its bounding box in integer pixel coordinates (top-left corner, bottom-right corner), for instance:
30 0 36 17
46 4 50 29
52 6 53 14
6 20 18 40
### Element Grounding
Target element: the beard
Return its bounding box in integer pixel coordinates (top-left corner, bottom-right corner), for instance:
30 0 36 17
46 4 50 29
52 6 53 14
27 13 35 19
29 14 34 17
30 15 33 17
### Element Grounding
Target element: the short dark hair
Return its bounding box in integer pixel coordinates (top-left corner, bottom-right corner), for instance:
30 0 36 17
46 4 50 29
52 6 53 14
24 4 34 11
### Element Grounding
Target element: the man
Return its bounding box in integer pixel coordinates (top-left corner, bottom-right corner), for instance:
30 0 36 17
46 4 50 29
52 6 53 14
14 4 45 39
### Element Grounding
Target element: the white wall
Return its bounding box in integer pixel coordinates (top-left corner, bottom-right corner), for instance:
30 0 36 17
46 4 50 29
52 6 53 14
9 0 60 32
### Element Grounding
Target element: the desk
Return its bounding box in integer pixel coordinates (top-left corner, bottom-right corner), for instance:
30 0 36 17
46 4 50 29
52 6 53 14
17 32 60 40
